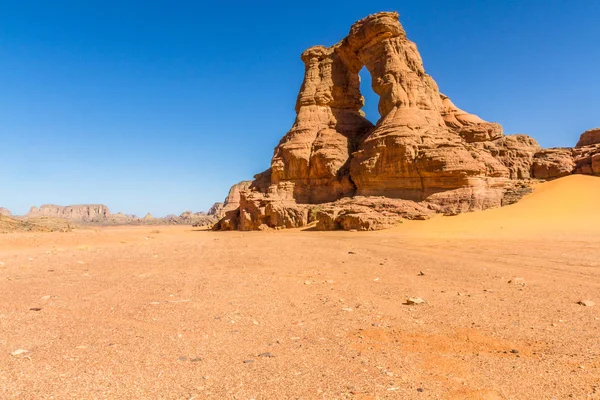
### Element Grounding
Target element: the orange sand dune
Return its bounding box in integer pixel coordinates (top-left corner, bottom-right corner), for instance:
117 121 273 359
401 174 600 237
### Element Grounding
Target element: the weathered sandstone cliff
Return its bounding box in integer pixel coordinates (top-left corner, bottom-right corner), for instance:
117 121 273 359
215 11 563 231
27 204 110 222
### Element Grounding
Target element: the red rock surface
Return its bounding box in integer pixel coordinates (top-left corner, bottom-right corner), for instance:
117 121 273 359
576 128 600 147
216 12 598 231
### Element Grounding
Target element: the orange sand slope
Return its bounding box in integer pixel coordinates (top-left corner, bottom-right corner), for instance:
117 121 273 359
401 174 600 237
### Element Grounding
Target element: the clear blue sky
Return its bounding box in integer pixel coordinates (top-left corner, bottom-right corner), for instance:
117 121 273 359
1 1 599 216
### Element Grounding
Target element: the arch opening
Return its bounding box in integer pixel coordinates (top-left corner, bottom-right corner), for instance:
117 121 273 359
358 67 379 126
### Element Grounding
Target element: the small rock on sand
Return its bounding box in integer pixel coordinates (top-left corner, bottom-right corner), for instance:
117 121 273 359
406 297 426 305
509 277 526 286
11 349 29 357
578 300 595 307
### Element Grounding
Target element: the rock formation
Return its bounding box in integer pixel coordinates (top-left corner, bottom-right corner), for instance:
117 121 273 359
1 214 71 233
0 208 11 217
27 204 110 222
215 11 555 231
207 181 253 220
529 128 600 180
576 128 600 148
207 202 224 217
23 204 216 226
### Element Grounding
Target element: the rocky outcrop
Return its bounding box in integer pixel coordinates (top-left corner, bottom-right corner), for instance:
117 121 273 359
1 214 71 233
215 11 597 231
27 204 110 222
529 128 600 180
531 149 575 179
207 202 224 217
0 208 11 217
24 204 216 226
576 128 600 148
220 181 252 216
473 134 541 180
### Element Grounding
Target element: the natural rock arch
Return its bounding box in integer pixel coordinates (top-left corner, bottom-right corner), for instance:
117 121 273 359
269 12 507 206
215 12 558 231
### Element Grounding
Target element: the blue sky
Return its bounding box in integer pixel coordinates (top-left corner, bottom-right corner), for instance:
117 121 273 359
1 1 599 216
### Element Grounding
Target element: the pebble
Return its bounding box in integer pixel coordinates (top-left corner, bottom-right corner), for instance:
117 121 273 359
348 251 356 255
29 308 42 312
178 356 188 361
304 280 311 285
243 360 254 364
508 277 526 286
578 300 595 307
342 308 354 312
418 271 425 276
40 295 51 301
11 349 28 357
510 349 519 354
258 352 274 358
406 297 426 305
417 388 424 392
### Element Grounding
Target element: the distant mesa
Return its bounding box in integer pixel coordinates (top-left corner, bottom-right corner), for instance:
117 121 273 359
213 11 600 232
27 204 110 223
20 204 216 227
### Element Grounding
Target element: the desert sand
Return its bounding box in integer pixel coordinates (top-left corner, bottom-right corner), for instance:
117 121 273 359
1 175 599 399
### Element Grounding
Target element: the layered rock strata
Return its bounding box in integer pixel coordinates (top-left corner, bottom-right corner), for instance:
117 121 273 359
24 204 215 226
215 11 557 231
27 204 110 223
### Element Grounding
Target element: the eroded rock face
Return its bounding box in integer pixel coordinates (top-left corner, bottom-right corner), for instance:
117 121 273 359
531 149 575 179
207 202 224 217
0 208 11 217
576 128 600 148
213 181 252 218
27 204 111 222
474 134 541 180
215 11 597 231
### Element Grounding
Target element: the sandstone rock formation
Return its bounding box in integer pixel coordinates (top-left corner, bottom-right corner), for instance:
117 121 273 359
207 202 224 217
576 128 600 148
27 204 110 223
215 12 524 231
1 214 71 233
0 208 11 217
24 204 216 226
215 12 597 231
207 181 253 222
529 128 600 180
221 181 252 216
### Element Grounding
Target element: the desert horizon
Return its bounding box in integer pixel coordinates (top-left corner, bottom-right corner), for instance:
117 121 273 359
2 4 599 400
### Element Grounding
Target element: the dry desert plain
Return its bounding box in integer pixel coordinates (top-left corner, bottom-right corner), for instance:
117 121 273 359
1 175 599 399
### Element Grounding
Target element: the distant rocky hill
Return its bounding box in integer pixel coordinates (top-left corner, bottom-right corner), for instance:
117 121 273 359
23 204 215 227
27 204 110 222
0 208 12 217
0 214 71 233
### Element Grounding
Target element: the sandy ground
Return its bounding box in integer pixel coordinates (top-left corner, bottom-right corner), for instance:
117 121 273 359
1 175 599 399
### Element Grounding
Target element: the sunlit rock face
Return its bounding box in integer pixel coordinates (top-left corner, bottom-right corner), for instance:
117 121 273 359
215 12 593 231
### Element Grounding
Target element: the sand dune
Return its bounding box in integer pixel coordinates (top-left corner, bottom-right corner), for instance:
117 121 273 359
401 174 600 237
